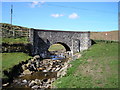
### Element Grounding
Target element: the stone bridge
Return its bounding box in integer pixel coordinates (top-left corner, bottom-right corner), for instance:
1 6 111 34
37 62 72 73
29 29 91 58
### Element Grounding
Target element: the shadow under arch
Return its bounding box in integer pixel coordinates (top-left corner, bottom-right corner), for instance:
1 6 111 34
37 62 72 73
56 42 71 51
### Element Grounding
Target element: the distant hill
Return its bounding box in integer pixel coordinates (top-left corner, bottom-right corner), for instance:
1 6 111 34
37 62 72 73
90 30 119 41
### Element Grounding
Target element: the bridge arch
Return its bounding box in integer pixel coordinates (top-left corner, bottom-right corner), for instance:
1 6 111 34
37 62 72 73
29 29 91 58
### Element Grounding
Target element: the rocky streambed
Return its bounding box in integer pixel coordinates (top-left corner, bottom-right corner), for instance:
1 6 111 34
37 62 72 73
3 52 74 89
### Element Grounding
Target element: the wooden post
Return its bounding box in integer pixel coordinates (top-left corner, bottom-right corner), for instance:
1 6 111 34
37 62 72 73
11 5 15 37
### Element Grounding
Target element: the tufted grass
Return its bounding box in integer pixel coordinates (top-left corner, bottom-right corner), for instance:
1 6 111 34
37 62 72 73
53 42 118 88
2 37 29 44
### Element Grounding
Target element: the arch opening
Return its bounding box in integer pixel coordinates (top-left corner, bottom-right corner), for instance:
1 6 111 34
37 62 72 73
48 42 71 52
57 42 71 51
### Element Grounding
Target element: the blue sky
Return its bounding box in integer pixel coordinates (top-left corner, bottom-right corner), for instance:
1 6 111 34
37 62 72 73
2 2 118 32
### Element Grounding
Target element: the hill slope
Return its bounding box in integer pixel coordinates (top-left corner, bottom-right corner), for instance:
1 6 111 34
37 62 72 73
54 42 118 88
90 31 119 41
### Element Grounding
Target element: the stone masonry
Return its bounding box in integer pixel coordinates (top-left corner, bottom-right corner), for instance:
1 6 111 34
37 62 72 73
29 29 91 58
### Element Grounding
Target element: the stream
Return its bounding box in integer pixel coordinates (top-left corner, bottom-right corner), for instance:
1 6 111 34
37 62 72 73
2 51 72 89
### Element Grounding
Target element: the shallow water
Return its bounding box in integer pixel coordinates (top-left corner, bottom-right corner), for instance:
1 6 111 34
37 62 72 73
19 71 57 80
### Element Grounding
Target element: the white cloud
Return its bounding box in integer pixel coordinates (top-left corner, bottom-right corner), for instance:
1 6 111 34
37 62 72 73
30 1 39 8
30 1 45 8
68 13 79 19
51 14 64 18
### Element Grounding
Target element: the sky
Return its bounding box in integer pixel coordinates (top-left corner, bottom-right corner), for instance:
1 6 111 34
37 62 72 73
2 2 118 32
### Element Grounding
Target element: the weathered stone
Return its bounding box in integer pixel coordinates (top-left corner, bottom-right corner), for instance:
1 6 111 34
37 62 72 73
29 80 36 87
31 59 34 62
22 79 27 83
37 67 44 71
43 70 47 72
34 55 40 59
51 78 56 83
36 61 40 68
2 83 9 87
29 29 91 58
34 79 41 85
23 69 32 75
55 67 60 72
26 63 30 67
31 85 39 89
51 68 56 72
30 64 36 71
46 67 52 71
22 64 27 71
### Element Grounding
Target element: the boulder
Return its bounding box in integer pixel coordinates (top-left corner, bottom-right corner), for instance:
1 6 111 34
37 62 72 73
33 55 40 59
37 67 44 71
29 80 36 87
43 70 47 72
51 68 56 72
46 67 52 71
22 79 27 83
2 83 9 87
31 59 34 62
22 64 27 71
23 69 32 75
36 61 39 68
21 80 28 85
26 63 30 67
55 67 60 72
31 85 39 89
34 79 41 85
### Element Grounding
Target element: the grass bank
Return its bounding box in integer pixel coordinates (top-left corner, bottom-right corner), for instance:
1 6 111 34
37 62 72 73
2 53 32 71
53 42 118 88
2 37 29 44
2 53 32 78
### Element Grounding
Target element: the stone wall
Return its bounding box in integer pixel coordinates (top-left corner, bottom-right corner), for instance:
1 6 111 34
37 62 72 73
1 23 30 38
29 29 91 58
2 43 32 54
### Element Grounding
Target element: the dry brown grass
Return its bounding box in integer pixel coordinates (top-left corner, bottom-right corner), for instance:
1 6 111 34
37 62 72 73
90 30 119 41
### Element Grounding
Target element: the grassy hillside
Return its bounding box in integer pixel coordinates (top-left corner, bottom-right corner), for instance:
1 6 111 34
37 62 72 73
54 42 118 88
2 53 32 71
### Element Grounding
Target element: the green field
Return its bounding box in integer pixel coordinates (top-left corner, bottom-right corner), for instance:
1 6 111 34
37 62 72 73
2 37 29 44
53 42 118 88
48 44 65 51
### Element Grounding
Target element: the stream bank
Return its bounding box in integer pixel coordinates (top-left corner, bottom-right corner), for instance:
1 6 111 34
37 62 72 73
2 51 81 89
